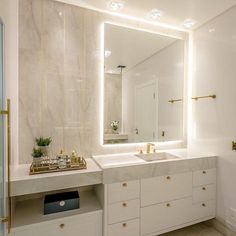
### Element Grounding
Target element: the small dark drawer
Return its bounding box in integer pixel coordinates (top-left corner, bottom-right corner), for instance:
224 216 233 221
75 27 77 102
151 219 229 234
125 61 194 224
44 191 80 215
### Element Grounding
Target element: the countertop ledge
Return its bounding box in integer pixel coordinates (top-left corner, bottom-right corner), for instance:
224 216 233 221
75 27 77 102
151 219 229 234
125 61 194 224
92 149 218 184
10 158 103 197
10 150 218 196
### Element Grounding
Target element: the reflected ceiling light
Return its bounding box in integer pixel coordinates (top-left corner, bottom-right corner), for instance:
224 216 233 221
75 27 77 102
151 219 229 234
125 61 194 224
106 70 115 74
148 9 163 20
105 50 112 58
182 19 196 29
107 1 125 11
208 28 215 33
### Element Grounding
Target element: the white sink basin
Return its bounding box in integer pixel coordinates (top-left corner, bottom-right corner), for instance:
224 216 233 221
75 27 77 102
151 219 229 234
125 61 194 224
93 154 145 168
136 152 178 162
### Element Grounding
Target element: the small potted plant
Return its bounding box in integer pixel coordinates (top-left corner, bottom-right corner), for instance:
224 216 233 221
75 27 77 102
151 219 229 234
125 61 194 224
32 147 43 166
35 137 52 156
110 121 119 134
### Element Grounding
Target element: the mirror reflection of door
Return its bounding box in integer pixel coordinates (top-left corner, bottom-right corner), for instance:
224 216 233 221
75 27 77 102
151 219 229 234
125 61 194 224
103 23 185 144
135 80 157 142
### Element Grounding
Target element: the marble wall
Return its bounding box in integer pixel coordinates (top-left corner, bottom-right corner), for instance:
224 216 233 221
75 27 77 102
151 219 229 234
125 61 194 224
19 0 186 164
104 73 122 133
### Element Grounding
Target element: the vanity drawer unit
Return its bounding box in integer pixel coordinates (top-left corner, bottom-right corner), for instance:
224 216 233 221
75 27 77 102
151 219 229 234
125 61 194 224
106 181 140 236
193 168 216 186
141 197 193 235
141 172 192 207
10 211 102 236
108 180 140 204
107 219 140 236
104 167 216 236
193 184 216 203
108 199 140 224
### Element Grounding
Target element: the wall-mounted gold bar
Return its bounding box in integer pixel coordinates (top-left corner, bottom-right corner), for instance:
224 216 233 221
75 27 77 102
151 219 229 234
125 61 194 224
192 94 216 101
168 99 183 103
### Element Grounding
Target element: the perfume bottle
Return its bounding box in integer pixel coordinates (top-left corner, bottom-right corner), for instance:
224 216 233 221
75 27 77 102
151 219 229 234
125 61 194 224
57 150 67 169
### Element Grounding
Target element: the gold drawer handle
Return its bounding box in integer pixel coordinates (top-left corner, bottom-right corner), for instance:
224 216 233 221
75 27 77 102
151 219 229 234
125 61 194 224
60 223 65 229
122 223 127 227
166 176 171 180
202 187 206 191
122 183 127 187
122 203 127 207
202 171 206 174
202 203 206 207
166 203 171 207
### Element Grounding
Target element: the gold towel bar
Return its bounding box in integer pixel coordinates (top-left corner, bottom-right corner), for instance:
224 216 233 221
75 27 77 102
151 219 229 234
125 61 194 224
168 99 183 103
192 94 216 101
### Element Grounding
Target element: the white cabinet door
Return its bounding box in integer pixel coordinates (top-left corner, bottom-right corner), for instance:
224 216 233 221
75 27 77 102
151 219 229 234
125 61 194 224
193 184 216 203
12 211 102 236
108 199 140 224
192 200 215 220
193 169 216 187
141 197 193 236
141 172 192 206
108 180 140 204
108 219 139 236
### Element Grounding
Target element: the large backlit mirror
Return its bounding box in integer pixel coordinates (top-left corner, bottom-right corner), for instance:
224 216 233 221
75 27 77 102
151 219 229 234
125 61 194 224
103 23 185 144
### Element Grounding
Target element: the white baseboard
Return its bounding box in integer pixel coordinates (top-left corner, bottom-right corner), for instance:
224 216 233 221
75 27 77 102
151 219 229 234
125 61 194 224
205 218 236 236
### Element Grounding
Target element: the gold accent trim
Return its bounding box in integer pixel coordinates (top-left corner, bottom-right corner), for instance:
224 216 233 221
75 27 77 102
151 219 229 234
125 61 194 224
232 141 236 150
0 217 9 223
0 99 11 233
192 94 216 101
59 223 65 229
168 99 183 103
29 157 87 175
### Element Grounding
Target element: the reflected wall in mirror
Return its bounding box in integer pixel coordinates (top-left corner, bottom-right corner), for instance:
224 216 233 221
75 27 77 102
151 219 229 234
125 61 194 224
103 23 185 144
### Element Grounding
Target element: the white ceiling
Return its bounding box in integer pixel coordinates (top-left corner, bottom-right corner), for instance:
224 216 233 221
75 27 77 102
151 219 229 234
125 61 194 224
104 24 177 74
57 0 236 30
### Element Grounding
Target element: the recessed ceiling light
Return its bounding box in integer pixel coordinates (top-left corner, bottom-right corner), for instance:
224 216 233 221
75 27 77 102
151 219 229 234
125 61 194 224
148 9 163 20
105 50 112 58
107 1 125 11
182 19 196 29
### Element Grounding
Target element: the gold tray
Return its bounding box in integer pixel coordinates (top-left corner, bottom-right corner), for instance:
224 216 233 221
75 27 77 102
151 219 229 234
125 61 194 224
29 157 87 175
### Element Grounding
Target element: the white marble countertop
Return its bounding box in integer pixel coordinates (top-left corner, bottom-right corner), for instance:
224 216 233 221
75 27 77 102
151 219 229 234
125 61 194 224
10 149 217 196
93 149 217 184
10 158 102 196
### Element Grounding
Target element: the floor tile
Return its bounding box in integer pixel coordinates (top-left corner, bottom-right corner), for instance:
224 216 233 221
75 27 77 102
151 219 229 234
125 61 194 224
161 223 223 236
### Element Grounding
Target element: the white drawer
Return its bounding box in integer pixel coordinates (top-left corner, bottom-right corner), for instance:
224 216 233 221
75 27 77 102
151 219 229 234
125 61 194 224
108 180 140 204
193 184 216 203
193 168 216 186
11 211 102 236
192 200 215 220
108 199 140 224
141 197 193 235
141 172 192 206
108 219 139 236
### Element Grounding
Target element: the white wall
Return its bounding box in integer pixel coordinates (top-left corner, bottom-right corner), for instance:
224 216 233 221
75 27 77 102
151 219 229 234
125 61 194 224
190 6 236 229
123 40 184 142
0 0 19 165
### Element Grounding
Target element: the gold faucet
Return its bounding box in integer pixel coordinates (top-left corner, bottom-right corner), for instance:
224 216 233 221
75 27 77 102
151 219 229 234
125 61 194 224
146 143 155 154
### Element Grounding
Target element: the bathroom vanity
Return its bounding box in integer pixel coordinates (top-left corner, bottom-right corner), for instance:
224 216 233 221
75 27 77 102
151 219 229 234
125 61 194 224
93 150 217 236
9 159 103 236
8 150 216 236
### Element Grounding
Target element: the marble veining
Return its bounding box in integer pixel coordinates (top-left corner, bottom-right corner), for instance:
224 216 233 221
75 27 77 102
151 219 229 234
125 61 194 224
93 152 217 184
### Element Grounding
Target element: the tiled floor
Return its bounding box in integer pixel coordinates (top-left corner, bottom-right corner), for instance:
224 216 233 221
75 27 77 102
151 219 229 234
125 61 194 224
161 223 223 236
